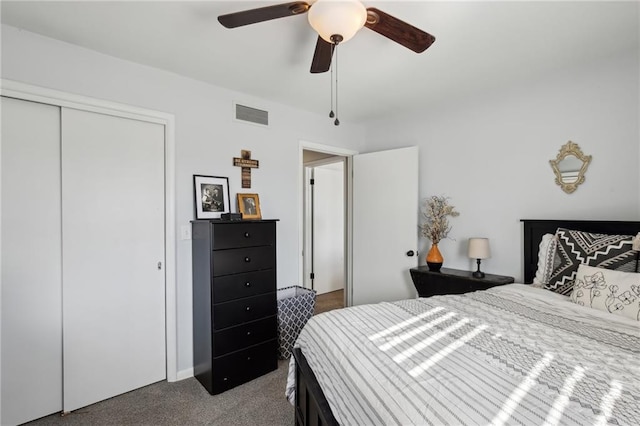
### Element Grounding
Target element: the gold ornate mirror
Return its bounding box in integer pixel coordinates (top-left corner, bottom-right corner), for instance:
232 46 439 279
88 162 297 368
549 141 592 194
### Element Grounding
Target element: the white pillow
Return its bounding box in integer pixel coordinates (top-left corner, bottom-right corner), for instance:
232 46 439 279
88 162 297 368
532 233 557 287
570 264 640 321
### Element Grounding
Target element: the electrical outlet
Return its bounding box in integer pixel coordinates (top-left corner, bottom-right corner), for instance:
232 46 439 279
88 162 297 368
181 225 191 240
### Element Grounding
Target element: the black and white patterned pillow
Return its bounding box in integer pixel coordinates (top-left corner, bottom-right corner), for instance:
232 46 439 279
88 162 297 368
544 228 637 295
570 264 640 321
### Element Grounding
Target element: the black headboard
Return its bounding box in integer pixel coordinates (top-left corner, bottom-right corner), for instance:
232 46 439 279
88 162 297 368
521 219 640 284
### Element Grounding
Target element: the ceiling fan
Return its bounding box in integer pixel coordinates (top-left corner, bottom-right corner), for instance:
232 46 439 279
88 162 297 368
218 0 436 74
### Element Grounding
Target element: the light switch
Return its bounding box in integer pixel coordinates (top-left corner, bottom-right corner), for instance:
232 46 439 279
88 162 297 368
181 225 191 240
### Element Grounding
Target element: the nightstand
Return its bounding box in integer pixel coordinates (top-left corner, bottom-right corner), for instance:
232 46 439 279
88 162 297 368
410 266 515 298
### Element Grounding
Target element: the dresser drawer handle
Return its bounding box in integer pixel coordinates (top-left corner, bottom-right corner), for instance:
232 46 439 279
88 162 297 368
245 282 251 287
244 232 250 238
247 356 251 361
244 257 251 263
245 306 251 312
246 331 251 336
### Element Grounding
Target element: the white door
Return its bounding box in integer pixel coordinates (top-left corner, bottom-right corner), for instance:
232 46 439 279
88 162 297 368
1 97 63 425
61 108 166 411
312 161 345 295
352 146 419 305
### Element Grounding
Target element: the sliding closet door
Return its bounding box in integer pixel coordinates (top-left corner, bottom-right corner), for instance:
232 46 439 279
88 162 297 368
61 108 166 411
1 97 63 425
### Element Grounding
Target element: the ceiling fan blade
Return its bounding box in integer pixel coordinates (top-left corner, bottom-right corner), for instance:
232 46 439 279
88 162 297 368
218 1 310 29
310 36 334 73
365 8 435 53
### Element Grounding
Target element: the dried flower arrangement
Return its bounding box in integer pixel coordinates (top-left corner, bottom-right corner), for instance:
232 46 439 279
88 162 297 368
420 195 460 244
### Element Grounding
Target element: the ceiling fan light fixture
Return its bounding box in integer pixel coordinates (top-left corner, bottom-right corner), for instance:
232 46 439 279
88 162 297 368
308 0 367 44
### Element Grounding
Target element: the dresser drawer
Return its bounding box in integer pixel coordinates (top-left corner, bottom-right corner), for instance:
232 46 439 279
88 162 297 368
212 222 275 250
213 246 275 276
213 316 277 357
213 269 275 303
211 339 277 394
213 292 276 330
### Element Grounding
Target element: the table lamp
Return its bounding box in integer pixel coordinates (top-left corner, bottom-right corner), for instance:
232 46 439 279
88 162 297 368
468 238 491 278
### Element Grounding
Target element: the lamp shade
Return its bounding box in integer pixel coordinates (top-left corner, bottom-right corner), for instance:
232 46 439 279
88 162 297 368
308 0 367 44
468 238 491 260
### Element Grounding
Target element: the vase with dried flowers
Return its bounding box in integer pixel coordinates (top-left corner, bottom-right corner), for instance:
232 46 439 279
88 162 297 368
421 195 460 271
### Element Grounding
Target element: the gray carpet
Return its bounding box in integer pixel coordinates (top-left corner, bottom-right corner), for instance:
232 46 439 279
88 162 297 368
26 360 294 426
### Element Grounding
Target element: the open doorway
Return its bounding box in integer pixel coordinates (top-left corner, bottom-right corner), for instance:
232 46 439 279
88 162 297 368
300 143 356 314
300 143 419 310
304 155 345 314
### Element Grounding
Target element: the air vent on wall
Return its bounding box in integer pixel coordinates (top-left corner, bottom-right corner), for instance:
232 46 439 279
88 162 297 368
234 103 269 126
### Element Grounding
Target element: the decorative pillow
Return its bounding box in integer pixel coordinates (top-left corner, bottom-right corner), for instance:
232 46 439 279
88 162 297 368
570 264 640 321
544 228 637 296
532 233 558 287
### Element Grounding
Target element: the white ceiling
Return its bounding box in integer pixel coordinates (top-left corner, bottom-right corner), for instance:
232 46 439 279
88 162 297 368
2 1 638 123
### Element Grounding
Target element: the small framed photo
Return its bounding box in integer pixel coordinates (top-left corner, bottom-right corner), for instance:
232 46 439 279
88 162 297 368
237 193 262 220
193 175 230 219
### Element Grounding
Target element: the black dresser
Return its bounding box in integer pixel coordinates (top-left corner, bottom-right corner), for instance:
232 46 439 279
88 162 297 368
191 219 278 395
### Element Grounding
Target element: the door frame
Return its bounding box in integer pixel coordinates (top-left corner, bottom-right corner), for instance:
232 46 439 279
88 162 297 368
299 141 357 306
0 79 178 382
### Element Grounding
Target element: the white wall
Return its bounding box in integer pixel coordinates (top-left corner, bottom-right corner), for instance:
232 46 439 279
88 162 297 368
1 24 365 376
303 150 338 163
362 49 640 281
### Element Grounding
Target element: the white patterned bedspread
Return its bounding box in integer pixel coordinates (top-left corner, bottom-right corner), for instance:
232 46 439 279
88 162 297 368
285 284 639 425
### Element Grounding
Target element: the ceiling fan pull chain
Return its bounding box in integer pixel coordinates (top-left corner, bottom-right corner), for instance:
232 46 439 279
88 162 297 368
329 56 334 118
334 42 340 126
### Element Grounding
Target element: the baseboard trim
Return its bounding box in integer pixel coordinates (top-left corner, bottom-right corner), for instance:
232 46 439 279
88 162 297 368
175 367 194 381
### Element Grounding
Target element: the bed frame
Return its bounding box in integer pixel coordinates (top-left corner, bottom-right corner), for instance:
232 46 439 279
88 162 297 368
293 219 640 426
521 219 640 283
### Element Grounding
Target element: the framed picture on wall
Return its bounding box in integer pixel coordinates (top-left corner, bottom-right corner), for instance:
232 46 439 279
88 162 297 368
193 175 230 219
237 193 262 220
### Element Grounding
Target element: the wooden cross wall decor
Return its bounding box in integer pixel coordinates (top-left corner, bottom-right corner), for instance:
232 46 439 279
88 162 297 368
233 150 259 188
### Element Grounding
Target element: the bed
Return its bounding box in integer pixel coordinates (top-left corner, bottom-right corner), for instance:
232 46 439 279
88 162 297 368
286 219 640 426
